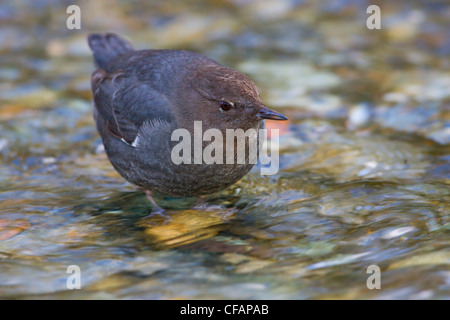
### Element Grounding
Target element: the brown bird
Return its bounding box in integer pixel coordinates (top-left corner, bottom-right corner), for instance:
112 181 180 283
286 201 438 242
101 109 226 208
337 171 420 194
88 33 287 199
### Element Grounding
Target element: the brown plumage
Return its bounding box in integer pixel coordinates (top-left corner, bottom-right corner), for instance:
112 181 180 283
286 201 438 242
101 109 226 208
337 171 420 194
88 33 287 197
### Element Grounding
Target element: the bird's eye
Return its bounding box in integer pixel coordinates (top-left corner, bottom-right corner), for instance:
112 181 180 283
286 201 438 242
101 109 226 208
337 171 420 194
220 101 232 111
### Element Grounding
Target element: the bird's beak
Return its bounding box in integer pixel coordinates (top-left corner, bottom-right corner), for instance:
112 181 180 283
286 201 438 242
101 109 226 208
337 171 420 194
257 106 288 121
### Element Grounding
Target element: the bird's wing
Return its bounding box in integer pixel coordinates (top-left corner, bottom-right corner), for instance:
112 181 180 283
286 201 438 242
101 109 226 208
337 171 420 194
92 68 174 145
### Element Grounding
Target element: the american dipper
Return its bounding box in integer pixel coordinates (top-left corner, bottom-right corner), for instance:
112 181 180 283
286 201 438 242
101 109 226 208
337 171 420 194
88 33 287 198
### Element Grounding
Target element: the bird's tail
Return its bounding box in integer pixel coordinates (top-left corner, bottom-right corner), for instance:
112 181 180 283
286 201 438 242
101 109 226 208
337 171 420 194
87 33 134 69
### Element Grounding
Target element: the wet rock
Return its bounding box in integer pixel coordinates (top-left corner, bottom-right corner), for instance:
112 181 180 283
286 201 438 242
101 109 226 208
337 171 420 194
238 60 341 111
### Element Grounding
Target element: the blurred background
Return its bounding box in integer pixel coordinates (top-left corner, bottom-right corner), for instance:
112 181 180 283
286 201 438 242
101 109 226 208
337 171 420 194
0 0 448 299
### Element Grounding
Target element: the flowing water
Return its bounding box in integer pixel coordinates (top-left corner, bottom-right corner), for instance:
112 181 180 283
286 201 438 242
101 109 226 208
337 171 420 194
0 0 449 299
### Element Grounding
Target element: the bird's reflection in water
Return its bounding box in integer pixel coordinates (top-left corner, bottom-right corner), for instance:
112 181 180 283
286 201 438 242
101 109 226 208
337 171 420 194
82 191 240 250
